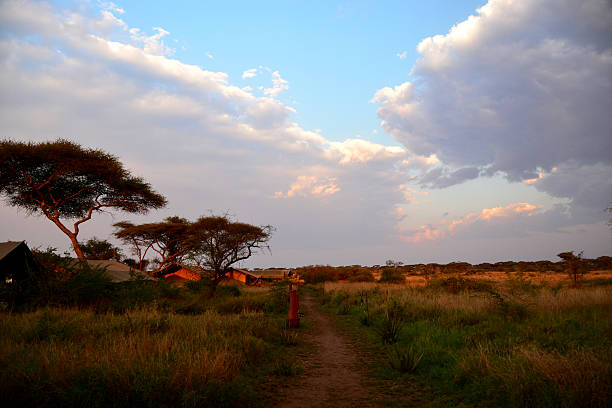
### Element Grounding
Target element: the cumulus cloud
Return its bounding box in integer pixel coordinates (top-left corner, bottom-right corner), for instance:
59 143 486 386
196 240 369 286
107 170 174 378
325 138 406 164
129 27 174 56
400 202 544 243
242 68 258 79
264 70 289 96
274 176 340 199
373 0 612 208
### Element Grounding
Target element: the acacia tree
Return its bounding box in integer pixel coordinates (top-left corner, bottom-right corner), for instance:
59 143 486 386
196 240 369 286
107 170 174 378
113 216 191 271
557 251 587 288
0 140 166 258
187 215 273 292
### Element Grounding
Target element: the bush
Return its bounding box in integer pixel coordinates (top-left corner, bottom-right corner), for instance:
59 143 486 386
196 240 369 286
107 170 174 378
379 268 405 283
429 277 493 294
56 263 114 306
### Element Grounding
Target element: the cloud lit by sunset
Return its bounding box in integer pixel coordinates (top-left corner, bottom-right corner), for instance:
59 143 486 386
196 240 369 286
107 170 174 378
0 0 610 266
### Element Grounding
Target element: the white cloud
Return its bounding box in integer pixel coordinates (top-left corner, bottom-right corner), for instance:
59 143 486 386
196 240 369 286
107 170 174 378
206 51 213 59
373 0 612 208
264 70 289 96
400 202 544 243
129 26 175 56
274 176 340 199
242 68 258 79
396 51 407 59
326 138 406 164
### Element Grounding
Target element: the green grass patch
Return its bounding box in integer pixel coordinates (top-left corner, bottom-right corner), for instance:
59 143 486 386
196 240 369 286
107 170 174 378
318 282 612 407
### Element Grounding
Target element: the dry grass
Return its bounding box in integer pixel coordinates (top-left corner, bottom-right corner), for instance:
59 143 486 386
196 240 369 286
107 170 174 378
0 305 285 407
534 286 612 312
331 269 612 288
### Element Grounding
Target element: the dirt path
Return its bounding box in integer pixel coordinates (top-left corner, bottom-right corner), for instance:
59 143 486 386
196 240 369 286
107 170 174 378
275 292 387 408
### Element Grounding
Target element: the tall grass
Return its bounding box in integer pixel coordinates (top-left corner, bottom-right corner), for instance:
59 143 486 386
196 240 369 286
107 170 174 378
0 288 301 407
321 279 612 407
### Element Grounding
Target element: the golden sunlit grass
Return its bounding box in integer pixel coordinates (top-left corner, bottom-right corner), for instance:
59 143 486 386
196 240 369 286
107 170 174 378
0 290 296 408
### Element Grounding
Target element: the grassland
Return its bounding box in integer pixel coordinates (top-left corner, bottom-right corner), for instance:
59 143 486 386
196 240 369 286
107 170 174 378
318 274 612 408
0 284 306 408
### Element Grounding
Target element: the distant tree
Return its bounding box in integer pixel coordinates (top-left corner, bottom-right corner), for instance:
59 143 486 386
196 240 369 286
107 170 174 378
0 140 166 258
557 251 586 288
113 216 191 271
385 260 404 268
186 215 273 293
80 237 122 260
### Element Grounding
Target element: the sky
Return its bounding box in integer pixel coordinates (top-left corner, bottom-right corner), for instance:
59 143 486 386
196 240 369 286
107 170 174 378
0 0 611 268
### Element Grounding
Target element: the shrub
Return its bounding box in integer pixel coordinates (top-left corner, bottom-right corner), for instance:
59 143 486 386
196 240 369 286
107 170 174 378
379 268 405 283
429 277 493 294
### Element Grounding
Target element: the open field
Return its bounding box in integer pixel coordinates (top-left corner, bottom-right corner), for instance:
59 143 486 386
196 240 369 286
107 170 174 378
1 266 611 407
318 275 612 407
0 283 307 408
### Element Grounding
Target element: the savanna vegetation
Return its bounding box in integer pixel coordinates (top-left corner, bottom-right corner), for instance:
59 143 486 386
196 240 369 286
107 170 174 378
318 275 612 408
0 249 303 408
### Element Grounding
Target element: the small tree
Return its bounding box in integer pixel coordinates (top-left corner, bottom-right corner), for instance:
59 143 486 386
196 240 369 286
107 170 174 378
557 251 586 288
0 140 166 258
187 215 273 293
113 216 191 271
81 237 122 260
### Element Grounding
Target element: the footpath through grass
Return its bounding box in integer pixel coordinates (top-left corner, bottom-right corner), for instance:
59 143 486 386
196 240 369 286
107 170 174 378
317 278 612 408
0 283 307 408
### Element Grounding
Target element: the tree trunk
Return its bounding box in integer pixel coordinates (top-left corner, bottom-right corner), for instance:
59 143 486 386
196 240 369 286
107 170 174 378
69 234 84 259
43 213 85 259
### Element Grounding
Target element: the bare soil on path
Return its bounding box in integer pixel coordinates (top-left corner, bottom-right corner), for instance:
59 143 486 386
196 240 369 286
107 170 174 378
274 292 390 408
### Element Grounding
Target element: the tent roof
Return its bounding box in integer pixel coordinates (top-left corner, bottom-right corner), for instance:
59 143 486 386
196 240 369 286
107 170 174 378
70 259 154 283
0 241 25 261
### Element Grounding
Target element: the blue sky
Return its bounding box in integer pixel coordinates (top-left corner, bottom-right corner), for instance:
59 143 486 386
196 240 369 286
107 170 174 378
0 0 610 267
96 0 487 144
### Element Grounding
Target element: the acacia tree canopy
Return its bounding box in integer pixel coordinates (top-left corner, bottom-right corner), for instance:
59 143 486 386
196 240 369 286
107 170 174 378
0 139 167 258
113 216 191 271
186 215 273 291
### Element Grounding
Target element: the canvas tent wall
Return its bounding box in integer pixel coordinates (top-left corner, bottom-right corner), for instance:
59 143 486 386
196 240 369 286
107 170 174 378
0 241 40 282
